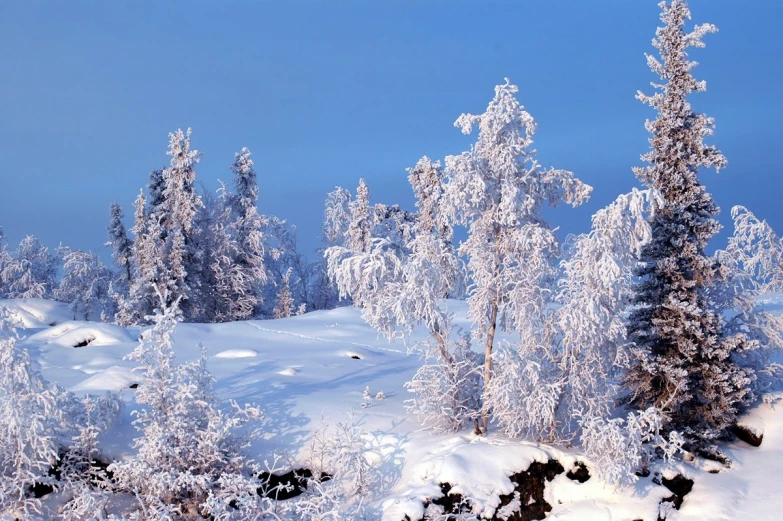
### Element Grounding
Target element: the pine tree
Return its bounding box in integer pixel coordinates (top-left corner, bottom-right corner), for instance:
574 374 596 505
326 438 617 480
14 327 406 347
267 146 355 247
228 147 267 318
106 202 133 295
0 227 10 298
624 0 754 446
160 129 204 319
346 178 372 254
442 79 591 432
117 191 162 325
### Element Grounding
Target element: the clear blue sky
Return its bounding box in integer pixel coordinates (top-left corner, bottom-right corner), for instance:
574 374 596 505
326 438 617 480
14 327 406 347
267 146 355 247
1 0 781 261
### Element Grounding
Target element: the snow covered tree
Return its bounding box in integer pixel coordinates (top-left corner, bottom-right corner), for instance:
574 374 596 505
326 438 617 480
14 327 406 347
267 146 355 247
105 202 133 296
323 186 352 248
327 155 472 431
721 205 783 294
346 178 372 254
273 268 295 319
0 227 10 298
227 147 268 318
312 187 353 311
0 235 60 299
624 0 754 447
160 128 204 320
442 79 591 432
56 248 115 321
372 203 416 251
110 291 275 518
117 191 163 325
0 313 61 517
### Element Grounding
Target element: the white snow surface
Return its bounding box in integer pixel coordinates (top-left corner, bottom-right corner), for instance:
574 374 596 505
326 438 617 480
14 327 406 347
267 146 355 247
5 296 783 520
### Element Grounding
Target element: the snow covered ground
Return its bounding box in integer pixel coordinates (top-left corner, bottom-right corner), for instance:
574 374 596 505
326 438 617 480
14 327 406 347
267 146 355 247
4 297 783 520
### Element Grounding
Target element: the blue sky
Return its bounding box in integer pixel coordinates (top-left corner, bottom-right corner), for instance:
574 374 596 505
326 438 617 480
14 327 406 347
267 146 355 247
1 0 781 261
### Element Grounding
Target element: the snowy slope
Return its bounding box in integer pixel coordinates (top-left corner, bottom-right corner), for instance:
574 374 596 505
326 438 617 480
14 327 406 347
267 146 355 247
5 297 783 520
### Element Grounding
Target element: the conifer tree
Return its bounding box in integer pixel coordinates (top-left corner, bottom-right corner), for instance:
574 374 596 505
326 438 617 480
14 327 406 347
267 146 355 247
228 147 268 318
346 178 372 253
160 128 204 319
106 202 133 294
624 0 754 446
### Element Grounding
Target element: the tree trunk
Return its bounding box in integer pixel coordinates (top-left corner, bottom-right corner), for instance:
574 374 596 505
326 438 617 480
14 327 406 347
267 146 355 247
482 301 498 433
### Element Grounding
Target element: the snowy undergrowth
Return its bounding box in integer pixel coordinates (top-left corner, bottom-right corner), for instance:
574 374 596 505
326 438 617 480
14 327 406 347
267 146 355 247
2 297 782 519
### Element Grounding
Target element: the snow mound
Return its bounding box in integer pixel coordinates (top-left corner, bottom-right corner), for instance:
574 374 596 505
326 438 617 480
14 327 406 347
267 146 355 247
0 298 73 328
71 366 138 392
25 321 135 347
214 348 258 359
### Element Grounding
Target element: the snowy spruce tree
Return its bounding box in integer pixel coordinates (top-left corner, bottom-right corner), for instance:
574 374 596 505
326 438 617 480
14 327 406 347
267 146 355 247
105 202 133 297
0 235 60 299
226 147 268 318
624 0 755 447
346 178 372 254
442 79 591 432
117 191 164 325
159 128 205 320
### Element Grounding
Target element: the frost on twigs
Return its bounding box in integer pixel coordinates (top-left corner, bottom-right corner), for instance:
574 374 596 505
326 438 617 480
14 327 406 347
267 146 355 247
580 407 684 488
108 289 276 519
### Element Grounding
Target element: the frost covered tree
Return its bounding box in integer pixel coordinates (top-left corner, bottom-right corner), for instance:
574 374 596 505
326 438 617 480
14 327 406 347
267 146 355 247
327 155 473 431
160 128 205 320
346 178 372 254
312 187 353 311
0 314 61 517
541 189 653 442
0 235 60 299
117 191 164 325
442 79 591 432
110 292 275 518
56 248 115 321
0 228 11 298
721 205 783 294
624 0 754 447
105 202 133 295
273 268 295 319
226 147 268 318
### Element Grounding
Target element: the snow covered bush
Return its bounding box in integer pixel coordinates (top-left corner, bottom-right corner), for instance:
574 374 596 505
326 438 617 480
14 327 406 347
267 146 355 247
110 292 276 519
581 407 684 488
0 309 121 519
405 328 482 433
295 412 382 520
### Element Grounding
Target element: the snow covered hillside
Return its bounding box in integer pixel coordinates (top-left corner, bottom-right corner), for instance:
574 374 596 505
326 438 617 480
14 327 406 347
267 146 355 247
4 297 782 520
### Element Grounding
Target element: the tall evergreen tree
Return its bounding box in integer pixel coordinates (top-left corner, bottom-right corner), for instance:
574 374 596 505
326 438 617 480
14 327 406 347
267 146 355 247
624 0 754 447
106 202 133 294
228 147 267 318
346 178 371 254
160 129 204 319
